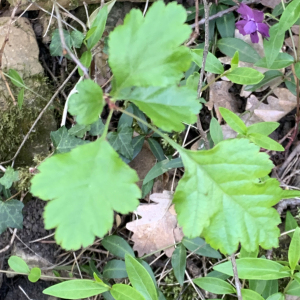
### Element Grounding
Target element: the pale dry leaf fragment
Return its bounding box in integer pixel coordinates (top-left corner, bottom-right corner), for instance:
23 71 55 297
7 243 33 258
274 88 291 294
261 0 281 9
292 25 299 35
285 36 299 50
126 192 183 257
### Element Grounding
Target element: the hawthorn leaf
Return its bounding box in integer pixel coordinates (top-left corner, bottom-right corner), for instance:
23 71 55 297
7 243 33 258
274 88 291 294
68 79 104 125
51 126 88 154
0 200 24 234
30 138 141 250
110 284 146 300
8 256 30 274
108 1 191 92
118 85 201 132
0 167 19 189
173 138 284 254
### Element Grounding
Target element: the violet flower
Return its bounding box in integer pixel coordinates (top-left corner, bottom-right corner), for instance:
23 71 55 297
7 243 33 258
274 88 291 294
235 3 270 43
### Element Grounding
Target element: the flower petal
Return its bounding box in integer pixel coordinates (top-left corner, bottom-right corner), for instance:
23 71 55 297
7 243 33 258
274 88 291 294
252 9 264 23
250 31 259 43
244 20 257 34
237 3 254 20
257 23 270 38
236 20 247 35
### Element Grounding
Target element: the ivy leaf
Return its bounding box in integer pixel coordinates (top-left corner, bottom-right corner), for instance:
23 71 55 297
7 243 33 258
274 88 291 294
68 124 91 138
119 86 201 132
173 138 284 254
109 1 191 93
0 167 19 189
30 139 141 250
0 200 24 234
51 126 88 154
68 79 104 125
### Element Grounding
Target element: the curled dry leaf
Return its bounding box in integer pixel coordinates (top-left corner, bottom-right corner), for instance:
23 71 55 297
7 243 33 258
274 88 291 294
126 192 184 257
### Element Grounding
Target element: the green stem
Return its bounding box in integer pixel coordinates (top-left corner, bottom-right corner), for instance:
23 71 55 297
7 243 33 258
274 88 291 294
201 72 227 92
284 277 294 295
101 108 113 140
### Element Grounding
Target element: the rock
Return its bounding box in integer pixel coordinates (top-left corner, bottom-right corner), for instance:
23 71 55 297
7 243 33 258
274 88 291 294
0 17 56 167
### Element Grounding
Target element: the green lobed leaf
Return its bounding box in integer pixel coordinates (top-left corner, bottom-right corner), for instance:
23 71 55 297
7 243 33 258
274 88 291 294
89 118 105 136
209 117 223 145
8 69 24 88
171 243 186 286
285 211 298 238
216 4 235 38
191 49 224 74
30 139 141 250
148 138 165 161
266 293 284 300
110 284 145 300
246 122 279 136
68 79 104 125
87 5 108 50
103 260 127 279
263 24 285 68
219 107 247 135
18 88 25 109
79 50 92 76
242 288 265 300
125 254 158 300
43 280 109 299
118 104 134 129
68 124 91 138
286 279 300 296
214 258 291 279
109 1 191 92
248 133 284 151
255 52 294 70
119 85 201 132
278 0 300 34
28 267 41 283
226 67 264 85
102 235 135 259
193 277 236 294
240 246 258 258
173 139 285 254
0 167 19 189
289 227 300 271
244 71 283 92
8 256 30 274
0 200 24 234
182 237 222 259
217 38 261 63
50 126 88 154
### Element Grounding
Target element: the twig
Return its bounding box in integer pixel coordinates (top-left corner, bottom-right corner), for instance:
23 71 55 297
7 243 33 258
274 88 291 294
54 3 89 78
143 0 149 16
185 270 205 300
277 198 300 215
0 66 78 165
43 4 55 38
0 164 6 172
279 143 300 177
231 254 242 300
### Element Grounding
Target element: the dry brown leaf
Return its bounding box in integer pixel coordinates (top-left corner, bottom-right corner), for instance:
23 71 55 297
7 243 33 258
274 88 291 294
261 0 281 8
126 192 183 257
285 36 299 50
292 25 299 35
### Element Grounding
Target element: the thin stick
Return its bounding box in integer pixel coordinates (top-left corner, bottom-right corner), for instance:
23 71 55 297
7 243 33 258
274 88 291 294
231 254 242 300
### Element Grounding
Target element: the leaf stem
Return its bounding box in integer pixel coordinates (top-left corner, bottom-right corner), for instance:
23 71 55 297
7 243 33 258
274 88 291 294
230 253 242 300
101 108 113 140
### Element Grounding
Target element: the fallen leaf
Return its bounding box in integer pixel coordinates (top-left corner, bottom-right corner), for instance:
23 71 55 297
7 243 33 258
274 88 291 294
292 25 299 35
126 192 183 257
261 0 281 9
285 36 299 50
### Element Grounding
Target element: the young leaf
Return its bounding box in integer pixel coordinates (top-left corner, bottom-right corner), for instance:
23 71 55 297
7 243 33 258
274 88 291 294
102 235 135 259
226 67 264 85
0 167 19 189
217 38 261 63
191 49 224 74
255 52 294 70
285 211 298 238
219 107 247 135
266 293 284 300
241 289 265 300
125 254 158 300
182 237 222 259
171 243 186 286
68 79 104 125
28 267 41 283
248 133 284 151
110 284 145 300
87 5 108 50
278 0 300 34
50 126 88 154
231 51 239 70
263 24 285 68
88 0 116 27
216 4 235 38
119 85 201 132
209 117 223 145
193 277 236 294
79 50 92 76
30 139 141 250
18 88 25 109
214 258 291 280
0 200 24 234
148 138 165 161
8 69 24 87
103 260 127 279
246 122 279 136
173 139 285 254
289 227 300 271
8 256 30 274
43 280 109 299
109 1 191 92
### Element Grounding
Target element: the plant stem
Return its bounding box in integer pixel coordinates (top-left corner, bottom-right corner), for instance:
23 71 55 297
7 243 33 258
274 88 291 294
101 108 113 139
231 254 243 300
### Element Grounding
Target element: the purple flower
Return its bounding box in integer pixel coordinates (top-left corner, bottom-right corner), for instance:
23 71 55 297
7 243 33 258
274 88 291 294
235 3 270 43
